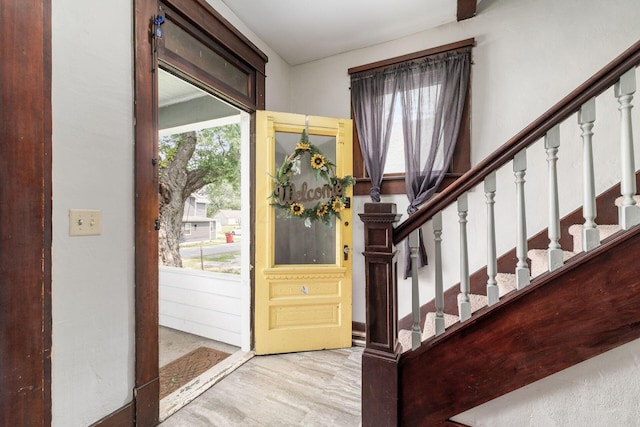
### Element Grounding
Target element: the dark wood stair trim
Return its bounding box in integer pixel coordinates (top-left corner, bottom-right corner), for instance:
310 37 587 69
398 226 640 425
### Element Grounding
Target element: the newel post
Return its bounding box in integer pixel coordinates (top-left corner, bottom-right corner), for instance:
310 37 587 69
359 203 402 427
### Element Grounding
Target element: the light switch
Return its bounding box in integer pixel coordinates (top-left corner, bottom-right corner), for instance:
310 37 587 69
69 209 102 236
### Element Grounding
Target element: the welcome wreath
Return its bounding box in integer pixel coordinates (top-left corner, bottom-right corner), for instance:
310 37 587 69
270 130 355 227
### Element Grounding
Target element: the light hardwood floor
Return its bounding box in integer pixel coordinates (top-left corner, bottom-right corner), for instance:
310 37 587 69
160 346 363 427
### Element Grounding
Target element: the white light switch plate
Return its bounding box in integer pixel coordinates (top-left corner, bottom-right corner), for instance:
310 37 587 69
69 209 102 236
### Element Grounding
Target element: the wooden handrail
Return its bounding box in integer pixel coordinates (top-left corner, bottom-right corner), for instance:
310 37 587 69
394 38 640 245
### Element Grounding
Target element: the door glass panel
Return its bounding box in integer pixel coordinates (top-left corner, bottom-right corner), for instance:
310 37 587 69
274 131 337 265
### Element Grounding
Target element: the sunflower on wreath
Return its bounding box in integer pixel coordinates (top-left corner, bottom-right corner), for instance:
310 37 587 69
269 130 355 227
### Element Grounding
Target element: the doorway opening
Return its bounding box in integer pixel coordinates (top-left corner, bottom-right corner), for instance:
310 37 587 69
133 0 267 423
156 69 253 420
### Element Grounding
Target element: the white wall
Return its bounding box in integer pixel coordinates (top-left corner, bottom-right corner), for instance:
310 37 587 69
452 337 640 426
288 0 640 323
51 1 134 425
204 0 292 112
50 1 293 424
159 267 242 346
48 0 640 423
286 0 640 423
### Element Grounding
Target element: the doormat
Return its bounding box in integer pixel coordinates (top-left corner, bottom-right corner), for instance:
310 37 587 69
159 346 230 399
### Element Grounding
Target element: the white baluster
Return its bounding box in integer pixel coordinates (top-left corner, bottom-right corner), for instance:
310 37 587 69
545 125 563 271
485 173 499 306
457 194 471 322
514 150 530 289
579 97 600 251
615 69 640 229
409 229 421 350
433 212 445 336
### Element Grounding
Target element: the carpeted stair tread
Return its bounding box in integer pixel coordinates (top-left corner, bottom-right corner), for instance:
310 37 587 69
398 309 467 352
469 293 486 313
567 224 621 253
527 248 576 278
398 306 476 353
614 194 640 206
398 329 412 353
496 272 517 297
422 311 459 340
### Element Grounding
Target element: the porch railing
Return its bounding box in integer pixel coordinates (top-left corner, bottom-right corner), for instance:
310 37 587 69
360 39 640 426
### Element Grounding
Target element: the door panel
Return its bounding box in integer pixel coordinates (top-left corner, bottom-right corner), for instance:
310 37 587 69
255 111 352 355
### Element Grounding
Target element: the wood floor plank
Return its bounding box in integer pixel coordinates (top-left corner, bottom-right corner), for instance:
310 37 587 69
160 347 362 426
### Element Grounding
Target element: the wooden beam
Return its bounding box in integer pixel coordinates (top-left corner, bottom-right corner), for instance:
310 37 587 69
457 0 477 21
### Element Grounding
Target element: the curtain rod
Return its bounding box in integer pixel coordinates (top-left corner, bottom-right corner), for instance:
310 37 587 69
348 37 475 75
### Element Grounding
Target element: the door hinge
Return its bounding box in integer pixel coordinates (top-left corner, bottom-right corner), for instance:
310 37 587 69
154 219 160 231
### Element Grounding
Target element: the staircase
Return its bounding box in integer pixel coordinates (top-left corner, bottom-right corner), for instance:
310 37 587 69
360 40 640 426
397 193 639 352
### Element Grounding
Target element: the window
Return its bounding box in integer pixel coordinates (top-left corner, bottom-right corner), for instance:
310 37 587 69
196 202 207 216
348 39 473 196
157 0 268 111
183 223 192 236
382 85 444 175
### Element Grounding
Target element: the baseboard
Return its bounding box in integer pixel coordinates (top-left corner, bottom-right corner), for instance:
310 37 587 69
89 401 134 427
352 321 365 333
352 321 365 347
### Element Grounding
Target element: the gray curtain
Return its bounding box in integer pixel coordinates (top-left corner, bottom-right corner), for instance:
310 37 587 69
351 68 400 201
401 50 471 278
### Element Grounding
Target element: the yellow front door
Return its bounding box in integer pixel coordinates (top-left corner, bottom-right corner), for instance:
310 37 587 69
254 111 353 355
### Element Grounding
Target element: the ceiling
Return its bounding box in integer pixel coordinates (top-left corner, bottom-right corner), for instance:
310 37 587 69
158 69 240 133
158 1 479 117
220 0 474 65
158 69 205 108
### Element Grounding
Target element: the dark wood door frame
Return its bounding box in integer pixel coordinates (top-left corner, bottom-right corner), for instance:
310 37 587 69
133 1 161 425
134 0 266 424
1 0 263 425
0 1 52 426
